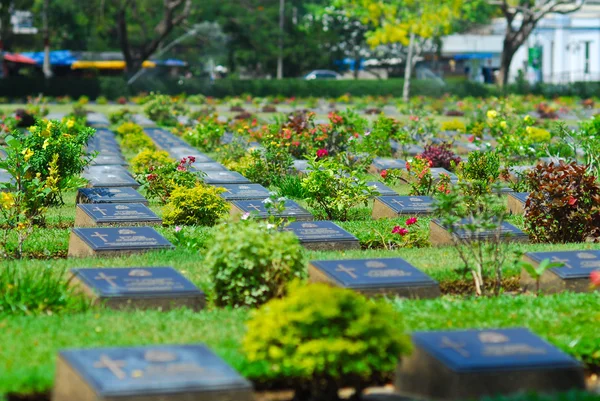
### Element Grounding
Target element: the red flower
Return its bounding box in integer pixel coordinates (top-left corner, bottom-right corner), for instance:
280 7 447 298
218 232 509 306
176 165 186 172
188 156 196 163
568 196 577 206
591 271 600 288
405 217 418 226
392 226 409 236
468 135 475 143
146 173 157 181
405 161 411 171
380 170 388 179
316 149 329 158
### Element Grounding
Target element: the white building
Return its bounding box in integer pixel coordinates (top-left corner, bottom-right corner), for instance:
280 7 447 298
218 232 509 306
443 3 600 83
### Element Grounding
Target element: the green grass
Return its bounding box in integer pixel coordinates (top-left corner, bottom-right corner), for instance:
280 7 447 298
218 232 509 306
0 292 597 396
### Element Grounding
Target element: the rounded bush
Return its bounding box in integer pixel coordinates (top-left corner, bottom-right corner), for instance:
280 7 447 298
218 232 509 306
243 282 412 400
162 184 229 226
205 221 305 307
130 149 174 174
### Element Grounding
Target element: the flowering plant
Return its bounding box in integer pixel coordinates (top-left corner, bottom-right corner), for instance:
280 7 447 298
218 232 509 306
405 156 452 196
366 217 428 250
301 155 377 221
136 156 201 204
25 119 94 205
0 134 59 258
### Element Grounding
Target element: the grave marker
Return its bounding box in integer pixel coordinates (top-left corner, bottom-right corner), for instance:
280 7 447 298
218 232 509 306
203 171 251 185
191 162 228 172
77 187 148 205
521 250 600 293
508 192 529 215
283 221 360 250
69 267 205 310
430 218 528 246
216 183 270 201
84 166 139 189
368 157 406 174
372 196 433 219
52 344 253 401
230 200 313 221
68 227 173 258
366 181 397 197
75 203 161 227
308 257 439 298
396 328 585 401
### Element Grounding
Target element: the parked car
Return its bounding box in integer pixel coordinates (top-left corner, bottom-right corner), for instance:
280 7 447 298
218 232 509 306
304 70 341 80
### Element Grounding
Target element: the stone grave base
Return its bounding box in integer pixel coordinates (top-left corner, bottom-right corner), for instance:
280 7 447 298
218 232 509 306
74 207 161 228
507 194 525 215
67 232 159 258
68 274 206 311
520 256 598 294
308 264 440 299
395 346 585 401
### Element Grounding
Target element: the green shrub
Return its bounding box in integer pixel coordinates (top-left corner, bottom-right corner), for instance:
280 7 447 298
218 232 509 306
525 161 600 243
163 185 229 226
109 108 134 126
116 122 155 151
301 156 377 221
0 265 88 315
24 119 95 205
130 149 174 175
136 157 200 204
457 150 501 198
205 221 305 307
185 116 225 151
95 95 108 105
143 92 188 126
243 282 412 400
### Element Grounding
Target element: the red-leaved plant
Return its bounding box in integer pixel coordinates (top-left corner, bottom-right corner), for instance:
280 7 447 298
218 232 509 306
525 161 600 243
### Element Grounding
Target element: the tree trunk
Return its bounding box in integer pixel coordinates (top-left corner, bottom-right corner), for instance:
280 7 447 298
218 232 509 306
353 58 360 79
498 38 518 87
42 0 52 79
402 30 415 102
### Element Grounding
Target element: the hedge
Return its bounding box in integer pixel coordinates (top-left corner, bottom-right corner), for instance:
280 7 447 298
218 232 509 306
1 75 600 100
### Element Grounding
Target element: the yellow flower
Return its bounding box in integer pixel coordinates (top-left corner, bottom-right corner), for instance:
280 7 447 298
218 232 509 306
66 120 75 129
524 115 533 124
500 121 507 129
22 148 34 161
17 222 26 230
1 192 14 209
486 110 498 120
42 139 50 149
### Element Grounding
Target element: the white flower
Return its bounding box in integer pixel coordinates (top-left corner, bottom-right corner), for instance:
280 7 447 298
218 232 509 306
277 197 286 202
241 212 251 220
364 130 371 136
266 223 275 229
262 198 273 205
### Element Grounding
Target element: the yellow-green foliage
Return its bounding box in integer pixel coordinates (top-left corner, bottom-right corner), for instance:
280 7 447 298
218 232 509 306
441 119 466 132
130 149 174 174
116 122 144 138
116 122 155 151
525 126 551 142
243 282 412 394
163 184 229 226
205 221 305 307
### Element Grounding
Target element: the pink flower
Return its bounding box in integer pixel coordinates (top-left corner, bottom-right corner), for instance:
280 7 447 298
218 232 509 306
175 226 182 233
591 271 600 288
380 170 388 179
568 196 577 206
405 217 418 226
409 115 419 122
188 156 196 163
316 149 329 158
392 226 408 236
146 173 157 181
177 165 186 172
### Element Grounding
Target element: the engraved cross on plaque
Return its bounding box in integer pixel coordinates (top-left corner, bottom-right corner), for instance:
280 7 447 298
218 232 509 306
95 272 118 287
246 203 262 212
91 231 110 243
390 199 405 208
551 256 572 269
93 354 127 379
336 264 357 279
440 336 470 357
92 207 107 216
